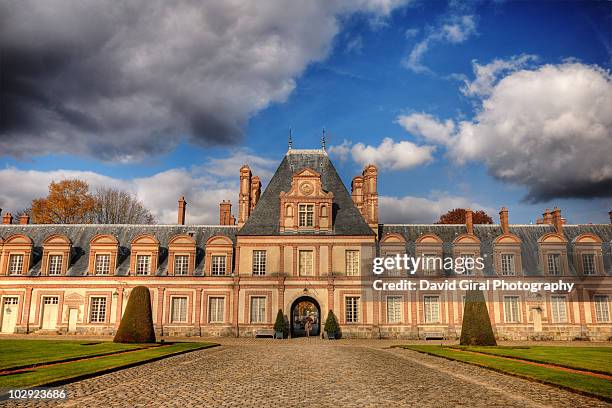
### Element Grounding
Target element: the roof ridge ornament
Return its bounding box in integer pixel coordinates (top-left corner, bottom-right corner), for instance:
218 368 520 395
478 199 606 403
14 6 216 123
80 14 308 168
321 127 326 150
288 128 293 150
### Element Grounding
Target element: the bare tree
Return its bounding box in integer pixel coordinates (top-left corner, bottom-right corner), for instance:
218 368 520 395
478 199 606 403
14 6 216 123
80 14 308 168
92 187 155 224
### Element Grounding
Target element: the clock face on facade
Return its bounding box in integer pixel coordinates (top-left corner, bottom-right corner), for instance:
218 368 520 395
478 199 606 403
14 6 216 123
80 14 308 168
300 182 314 195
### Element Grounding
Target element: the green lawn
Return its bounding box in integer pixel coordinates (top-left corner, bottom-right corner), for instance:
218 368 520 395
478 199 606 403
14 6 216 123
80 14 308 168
451 346 612 375
0 340 150 371
399 345 612 401
0 341 217 389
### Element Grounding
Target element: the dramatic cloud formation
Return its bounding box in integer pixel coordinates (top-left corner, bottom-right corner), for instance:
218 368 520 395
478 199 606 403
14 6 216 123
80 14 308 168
403 15 476 73
330 138 435 170
379 193 490 223
0 0 407 161
398 60 612 202
0 152 277 224
396 112 455 144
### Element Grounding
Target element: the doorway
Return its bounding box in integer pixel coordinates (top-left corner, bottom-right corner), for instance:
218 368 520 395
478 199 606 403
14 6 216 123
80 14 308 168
41 297 59 330
1 297 19 333
290 296 320 337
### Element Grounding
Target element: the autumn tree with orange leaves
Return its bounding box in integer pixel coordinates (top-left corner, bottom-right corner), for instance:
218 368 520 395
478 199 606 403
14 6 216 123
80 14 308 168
31 179 96 224
436 208 493 225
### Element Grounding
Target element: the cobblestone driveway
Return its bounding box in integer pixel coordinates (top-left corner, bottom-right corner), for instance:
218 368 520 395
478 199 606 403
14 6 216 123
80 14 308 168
5 339 609 407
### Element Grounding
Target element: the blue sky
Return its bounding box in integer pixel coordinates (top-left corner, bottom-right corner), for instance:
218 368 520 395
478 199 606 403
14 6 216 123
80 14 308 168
1 1 611 224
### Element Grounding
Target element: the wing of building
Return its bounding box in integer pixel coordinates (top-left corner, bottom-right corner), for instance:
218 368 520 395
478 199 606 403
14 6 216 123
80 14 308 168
0 147 611 340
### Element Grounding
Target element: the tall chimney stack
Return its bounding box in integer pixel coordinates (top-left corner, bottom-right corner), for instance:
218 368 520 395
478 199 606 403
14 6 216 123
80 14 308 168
543 208 552 224
499 207 509 234
2 212 13 225
250 176 261 211
465 208 473 235
238 165 252 226
219 200 232 225
552 207 563 235
178 197 187 225
19 214 30 225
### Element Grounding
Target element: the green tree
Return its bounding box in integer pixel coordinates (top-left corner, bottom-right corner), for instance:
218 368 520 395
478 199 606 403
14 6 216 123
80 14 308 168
114 286 156 343
460 289 497 346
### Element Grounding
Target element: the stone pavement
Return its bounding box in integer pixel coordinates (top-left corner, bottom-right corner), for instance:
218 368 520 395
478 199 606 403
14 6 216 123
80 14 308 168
4 338 610 407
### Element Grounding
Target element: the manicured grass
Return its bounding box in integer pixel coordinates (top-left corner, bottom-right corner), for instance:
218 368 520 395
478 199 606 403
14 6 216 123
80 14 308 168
0 340 149 371
452 346 612 375
0 342 216 389
399 345 612 401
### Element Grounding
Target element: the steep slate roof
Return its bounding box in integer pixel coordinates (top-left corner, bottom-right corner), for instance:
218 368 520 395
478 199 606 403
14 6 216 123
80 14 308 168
0 224 237 277
238 149 374 236
380 224 612 277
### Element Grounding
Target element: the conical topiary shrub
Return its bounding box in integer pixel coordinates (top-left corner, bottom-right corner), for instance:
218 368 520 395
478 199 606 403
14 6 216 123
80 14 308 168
273 309 287 338
324 310 340 339
114 286 156 343
460 289 497 346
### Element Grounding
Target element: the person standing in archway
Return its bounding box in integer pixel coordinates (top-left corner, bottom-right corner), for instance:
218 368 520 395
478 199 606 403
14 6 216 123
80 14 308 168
305 316 313 337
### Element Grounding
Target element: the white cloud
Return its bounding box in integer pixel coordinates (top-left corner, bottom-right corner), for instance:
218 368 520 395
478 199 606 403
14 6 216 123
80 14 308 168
404 28 419 38
327 139 352 161
403 14 477 73
344 35 364 54
461 54 538 97
396 112 455 144
380 192 491 223
350 138 435 170
0 152 277 224
0 0 409 161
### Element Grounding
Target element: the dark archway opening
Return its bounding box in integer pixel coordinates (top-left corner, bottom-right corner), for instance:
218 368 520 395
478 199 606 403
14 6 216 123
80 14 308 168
290 296 321 337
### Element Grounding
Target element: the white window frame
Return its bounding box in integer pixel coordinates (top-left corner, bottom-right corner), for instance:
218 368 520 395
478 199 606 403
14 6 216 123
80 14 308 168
500 253 515 276
208 297 225 323
252 250 266 276
89 297 107 323
547 253 561 275
48 254 63 275
422 254 439 275
424 295 440 323
94 254 111 275
298 250 314 276
250 296 266 323
211 255 226 276
550 295 567 323
136 254 151 275
43 296 59 305
460 253 475 276
345 250 360 276
386 296 402 324
174 254 189 276
8 254 24 275
582 253 596 275
171 296 188 323
345 296 360 323
504 296 520 323
298 204 314 227
594 295 610 323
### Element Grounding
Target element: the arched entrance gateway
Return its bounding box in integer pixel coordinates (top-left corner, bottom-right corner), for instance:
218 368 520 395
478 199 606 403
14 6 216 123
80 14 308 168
290 297 321 337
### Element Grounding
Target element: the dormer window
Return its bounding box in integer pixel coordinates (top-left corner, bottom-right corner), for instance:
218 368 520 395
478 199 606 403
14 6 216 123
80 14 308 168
9 254 24 275
572 233 603 276
547 253 561 275
299 204 314 227
48 255 63 275
582 254 595 275
537 232 568 276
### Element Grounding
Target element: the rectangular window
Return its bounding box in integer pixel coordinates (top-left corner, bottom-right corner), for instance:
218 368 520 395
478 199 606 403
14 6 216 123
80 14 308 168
551 296 567 323
136 255 151 275
422 254 439 275
8 254 24 275
174 255 189 275
43 296 59 305
386 296 402 323
3 297 18 306
95 254 111 275
211 255 226 276
500 254 515 276
594 295 610 323
504 296 520 323
298 250 313 276
89 297 107 323
252 250 266 276
208 297 225 323
345 250 360 276
250 297 266 323
582 254 596 275
547 254 561 275
171 297 188 323
48 255 63 275
345 296 360 323
424 296 440 323
298 204 314 227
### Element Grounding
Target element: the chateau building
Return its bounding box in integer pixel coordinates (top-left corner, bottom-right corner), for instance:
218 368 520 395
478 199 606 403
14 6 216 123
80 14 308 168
0 148 611 340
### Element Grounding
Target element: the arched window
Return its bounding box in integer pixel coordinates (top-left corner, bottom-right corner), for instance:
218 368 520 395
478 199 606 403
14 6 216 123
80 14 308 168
41 234 72 276
493 233 522 276
168 234 196 276
572 233 603 276
380 233 407 276
130 234 160 276
537 232 568 276
415 233 443 276
89 234 119 275
205 235 233 276
1 234 33 276
452 234 482 276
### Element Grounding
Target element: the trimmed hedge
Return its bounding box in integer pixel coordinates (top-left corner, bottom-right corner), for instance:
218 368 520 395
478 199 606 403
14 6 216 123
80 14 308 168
460 289 497 346
324 310 339 335
113 286 156 344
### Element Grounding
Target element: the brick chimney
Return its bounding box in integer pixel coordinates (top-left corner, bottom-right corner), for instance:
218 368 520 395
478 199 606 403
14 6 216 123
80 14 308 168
238 165 252 227
552 207 563 235
250 176 261 211
19 214 30 225
351 176 364 215
219 200 232 225
499 207 509 234
543 208 552 224
362 164 378 229
178 197 187 225
2 212 13 224
465 208 473 235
